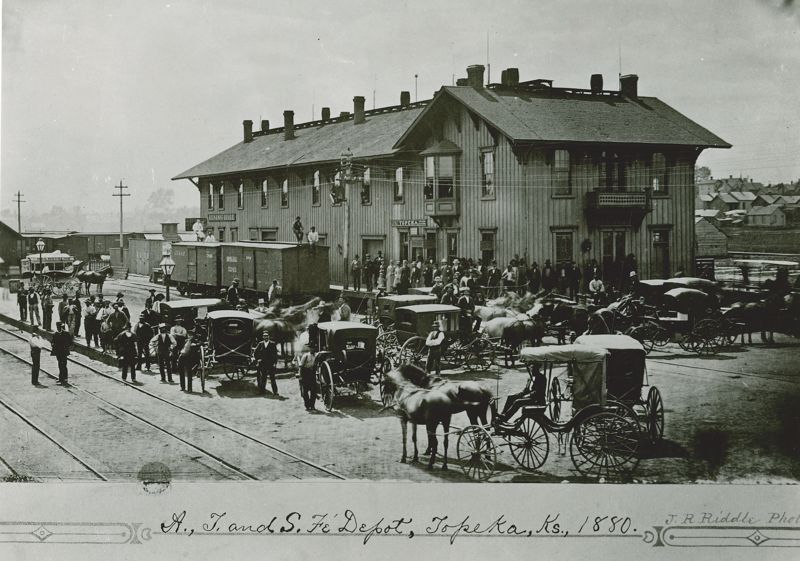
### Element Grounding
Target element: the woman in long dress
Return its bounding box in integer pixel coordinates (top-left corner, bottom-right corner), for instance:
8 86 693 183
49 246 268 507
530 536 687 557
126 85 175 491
386 260 395 294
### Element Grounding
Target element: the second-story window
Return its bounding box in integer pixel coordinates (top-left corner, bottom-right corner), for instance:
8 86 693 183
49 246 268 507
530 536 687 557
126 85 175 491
208 182 215 209
237 180 244 208
312 170 321 205
281 178 289 208
424 157 435 200
553 149 571 195
652 153 669 194
481 150 495 198
261 179 268 207
424 155 456 200
599 150 626 191
218 182 225 209
393 167 404 203
361 167 371 204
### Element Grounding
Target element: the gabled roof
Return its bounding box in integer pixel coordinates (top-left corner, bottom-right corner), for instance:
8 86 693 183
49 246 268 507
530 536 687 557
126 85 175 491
779 195 800 205
756 194 780 204
747 204 784 216
699 193 717 202
695 209 720 218
173 104 427 180
729 191 756 201
396 85 731 149
718 193 738 204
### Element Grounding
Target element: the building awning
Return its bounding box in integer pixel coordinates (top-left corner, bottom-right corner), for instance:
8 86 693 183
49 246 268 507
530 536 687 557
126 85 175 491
420 139 462 156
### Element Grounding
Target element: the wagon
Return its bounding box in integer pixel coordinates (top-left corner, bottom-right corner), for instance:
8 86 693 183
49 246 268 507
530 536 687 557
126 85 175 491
21 252 82 296
375 294 437 326
159 298 230 327
456 343 641 481
310 321 388 411
391 304 471 366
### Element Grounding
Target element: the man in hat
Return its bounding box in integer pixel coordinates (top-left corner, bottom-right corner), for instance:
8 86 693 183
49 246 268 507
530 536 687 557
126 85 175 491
227 278 240 306
51 321 73 384
106 302 128 339
170 317 189 372
350 254 362 291
307 225 319 253
337 295 351 321
41 289 54 331
440 284 456 305
145 289 157 309
253 330 279 395
362 253 373 292
268 280 281 304
431 276 444 302
16 286 28 322
178 321 201 392
254 298 269 314
83 296 99 348
115 292 125 305
439 258 452 286
292 216 304 244
457 286 476 340
425 320 446 375
57 294 69 325
142 301 160 329
133 312 154 371
236 298 248 312
296 344 316 410
152 323 176 383
486 260 501 299
29 325 45 386
115 323 138 382
27 287 41 326
204 228 216 243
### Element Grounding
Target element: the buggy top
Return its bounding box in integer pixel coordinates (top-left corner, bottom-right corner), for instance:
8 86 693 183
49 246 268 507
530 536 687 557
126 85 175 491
573 334 646 406
519 344 609 410
206 309 257 364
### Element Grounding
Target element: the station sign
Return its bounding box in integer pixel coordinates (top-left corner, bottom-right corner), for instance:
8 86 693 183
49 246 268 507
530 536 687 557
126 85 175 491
208 213 237 222
391 218 428 228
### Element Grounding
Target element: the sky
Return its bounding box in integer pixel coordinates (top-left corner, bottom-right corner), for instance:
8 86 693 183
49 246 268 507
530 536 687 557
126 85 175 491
2 0 799 221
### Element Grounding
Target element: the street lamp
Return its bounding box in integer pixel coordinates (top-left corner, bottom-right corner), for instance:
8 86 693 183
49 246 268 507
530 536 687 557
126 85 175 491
35 238 45 282
159 255 176 302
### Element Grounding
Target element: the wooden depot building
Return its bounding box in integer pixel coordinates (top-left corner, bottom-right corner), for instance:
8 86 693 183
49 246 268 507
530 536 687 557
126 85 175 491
173 64 730 286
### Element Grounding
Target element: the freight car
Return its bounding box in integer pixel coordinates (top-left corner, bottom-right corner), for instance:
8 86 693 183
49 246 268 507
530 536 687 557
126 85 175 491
171 241 330 301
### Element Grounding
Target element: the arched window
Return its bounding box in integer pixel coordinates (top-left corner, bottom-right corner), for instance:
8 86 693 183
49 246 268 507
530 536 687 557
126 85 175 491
218 182 225 209
361 167 371 204
237 181 244 208
261 179 268 207
281 178 289 207
208 182 215 209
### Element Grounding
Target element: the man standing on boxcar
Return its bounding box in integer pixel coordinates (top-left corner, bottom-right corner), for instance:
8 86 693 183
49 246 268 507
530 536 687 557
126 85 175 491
114 323 138 382
307 226 319 253
51 321 72 385
350 254 362 291
292 217 304 245
253 330 279 395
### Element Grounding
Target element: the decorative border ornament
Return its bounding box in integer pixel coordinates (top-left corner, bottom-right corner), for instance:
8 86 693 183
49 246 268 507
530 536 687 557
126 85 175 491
656 526 800 548
0 522 150 545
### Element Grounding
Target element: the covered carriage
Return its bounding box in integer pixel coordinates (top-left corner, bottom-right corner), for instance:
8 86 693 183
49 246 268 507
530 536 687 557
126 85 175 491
20 251 81 296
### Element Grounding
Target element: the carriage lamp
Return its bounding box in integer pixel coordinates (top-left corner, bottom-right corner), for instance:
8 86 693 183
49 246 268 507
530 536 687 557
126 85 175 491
159 256 176 302
36 238 45 278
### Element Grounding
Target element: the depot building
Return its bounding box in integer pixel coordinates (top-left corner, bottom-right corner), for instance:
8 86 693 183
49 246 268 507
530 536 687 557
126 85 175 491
173 64 730 286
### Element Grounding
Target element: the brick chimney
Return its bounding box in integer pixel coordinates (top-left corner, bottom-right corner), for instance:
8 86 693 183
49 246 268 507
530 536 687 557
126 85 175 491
620 74 639 97
590 74 603 92
243 120 253 143
400 91 410 107
353 96 366 124
456 78 468 86
283 110 295 140
501 68 519 86
339 111 351 119
161 222 180 242
466 64 485 88
321 107 330 121
260 119 269 133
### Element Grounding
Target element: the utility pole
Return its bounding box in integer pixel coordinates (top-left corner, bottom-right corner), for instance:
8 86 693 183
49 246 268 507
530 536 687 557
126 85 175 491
112 180 130 253
12 191 26 264
340 148 353 290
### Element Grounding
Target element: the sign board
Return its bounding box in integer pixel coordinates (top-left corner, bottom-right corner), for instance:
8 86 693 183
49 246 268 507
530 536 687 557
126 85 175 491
208 213 237 222
694 257 716 280
391 218 428 228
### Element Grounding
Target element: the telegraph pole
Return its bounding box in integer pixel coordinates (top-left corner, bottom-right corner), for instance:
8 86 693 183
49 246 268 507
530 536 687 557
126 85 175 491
12 191 26 264
341 149 353 290
112 181 130 251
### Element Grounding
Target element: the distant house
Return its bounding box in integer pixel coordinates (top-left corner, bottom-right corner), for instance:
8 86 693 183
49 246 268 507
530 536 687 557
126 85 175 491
729 191 756 211
779 195 800 206
747 204 786 227
698 193 717 209
695 217 728 257
695 209 721 220
753 194 780 206
0 220 24 274
708 192 740 212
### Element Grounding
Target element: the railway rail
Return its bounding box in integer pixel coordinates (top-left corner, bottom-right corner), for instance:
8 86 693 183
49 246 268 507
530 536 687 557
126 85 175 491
0 323 346 481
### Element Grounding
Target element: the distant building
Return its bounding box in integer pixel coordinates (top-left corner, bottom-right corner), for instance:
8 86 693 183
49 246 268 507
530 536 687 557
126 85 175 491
729 191 756 211
695 209 721 220
753 194 781 207
0 220 24 274
747 204 786 227
694 217 728 257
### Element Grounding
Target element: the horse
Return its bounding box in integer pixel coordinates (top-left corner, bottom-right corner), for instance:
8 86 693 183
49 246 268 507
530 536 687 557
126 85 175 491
254 297 322 366
723 299 787 344
382 366 456 469
483 316 545 363
75 264 112 295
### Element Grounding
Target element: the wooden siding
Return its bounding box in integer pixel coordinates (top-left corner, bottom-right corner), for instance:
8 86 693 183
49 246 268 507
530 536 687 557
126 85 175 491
695 219 728 257
191 99 701 284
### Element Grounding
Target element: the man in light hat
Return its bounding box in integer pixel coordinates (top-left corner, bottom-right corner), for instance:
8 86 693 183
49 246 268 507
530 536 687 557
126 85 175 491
254 298 269 314
253 330 279 395
425 319 446 375
296 343 316 410
170 317 189 372
29 325 45 386
440 283 456 305
226 278 240 306
337 295 351 321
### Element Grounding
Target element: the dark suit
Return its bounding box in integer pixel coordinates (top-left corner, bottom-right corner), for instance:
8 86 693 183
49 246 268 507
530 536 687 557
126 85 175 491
114 331 138 381
253 339 279 394
155 333 175 381
51 329 72 383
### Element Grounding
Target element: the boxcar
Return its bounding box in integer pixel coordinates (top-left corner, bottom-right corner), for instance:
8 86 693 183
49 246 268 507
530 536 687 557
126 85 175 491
172 242 223 296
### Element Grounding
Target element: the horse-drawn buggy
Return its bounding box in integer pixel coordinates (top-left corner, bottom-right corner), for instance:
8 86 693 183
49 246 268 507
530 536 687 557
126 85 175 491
310 321 388 411
455 338 649 481
21 251 83 296
160 298 230 327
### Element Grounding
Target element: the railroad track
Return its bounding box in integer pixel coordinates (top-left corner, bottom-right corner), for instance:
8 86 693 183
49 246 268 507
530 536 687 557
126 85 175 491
0 324 346 481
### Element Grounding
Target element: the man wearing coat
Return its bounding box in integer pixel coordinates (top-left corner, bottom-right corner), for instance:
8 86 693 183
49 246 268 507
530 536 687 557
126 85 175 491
133 313 154 371
114 323 139 382
41 289 54 331
151 324 176 383
17 287 28 322
51 321 73 384
253 330 279 395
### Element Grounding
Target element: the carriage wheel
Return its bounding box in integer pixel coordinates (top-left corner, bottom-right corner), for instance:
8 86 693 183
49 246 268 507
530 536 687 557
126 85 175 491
398 336 427 367
507 417 549 471
651 323 671 347
463 349 488 372
456 426 497 481
224 365 244 381
693 319 720 355
625 325 654 354
316 361 335 412
570 411 640 480
548 378 562 422
646 387 665 443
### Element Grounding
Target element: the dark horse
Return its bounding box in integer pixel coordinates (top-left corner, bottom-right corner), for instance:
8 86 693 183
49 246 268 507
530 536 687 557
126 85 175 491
75 263 112 295
383 365 492 470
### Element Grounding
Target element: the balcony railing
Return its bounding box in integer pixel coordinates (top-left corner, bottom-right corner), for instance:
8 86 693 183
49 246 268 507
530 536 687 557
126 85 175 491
585 189 652 227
